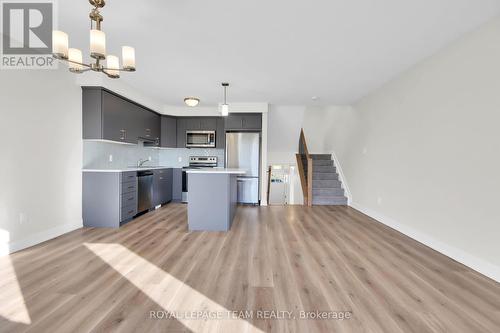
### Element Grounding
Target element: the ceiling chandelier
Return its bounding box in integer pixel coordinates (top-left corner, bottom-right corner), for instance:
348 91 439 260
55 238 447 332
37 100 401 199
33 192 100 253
221 83 230 116
52 0 136 78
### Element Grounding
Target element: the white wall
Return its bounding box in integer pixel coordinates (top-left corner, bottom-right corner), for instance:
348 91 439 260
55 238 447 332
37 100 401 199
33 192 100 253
333 16 500 281
0 68 83 254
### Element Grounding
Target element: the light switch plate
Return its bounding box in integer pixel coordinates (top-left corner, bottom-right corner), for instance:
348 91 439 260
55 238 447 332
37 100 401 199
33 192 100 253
109 155 113 162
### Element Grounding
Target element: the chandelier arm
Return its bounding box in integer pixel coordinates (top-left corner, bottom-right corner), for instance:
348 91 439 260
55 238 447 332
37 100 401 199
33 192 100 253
59 58 93 69
101 67 134 72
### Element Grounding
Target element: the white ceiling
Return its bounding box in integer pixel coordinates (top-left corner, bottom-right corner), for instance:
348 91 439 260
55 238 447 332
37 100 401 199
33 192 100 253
59 0 500 107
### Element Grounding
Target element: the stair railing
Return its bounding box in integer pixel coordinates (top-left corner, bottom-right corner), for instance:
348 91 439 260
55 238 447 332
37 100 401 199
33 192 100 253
296 129 313 206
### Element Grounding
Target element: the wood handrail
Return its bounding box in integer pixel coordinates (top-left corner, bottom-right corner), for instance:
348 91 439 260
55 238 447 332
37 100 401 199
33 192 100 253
297 129 313 206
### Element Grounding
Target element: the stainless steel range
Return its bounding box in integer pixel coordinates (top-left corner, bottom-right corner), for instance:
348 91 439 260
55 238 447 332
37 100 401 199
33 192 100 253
181 156 218 202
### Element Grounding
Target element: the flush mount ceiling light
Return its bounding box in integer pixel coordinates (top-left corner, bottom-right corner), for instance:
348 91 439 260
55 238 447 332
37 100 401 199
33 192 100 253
52 0 136 79
184 97 200 107
221 83 230 117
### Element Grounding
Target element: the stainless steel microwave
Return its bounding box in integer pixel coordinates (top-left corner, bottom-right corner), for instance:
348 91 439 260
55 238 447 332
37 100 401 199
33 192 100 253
186 130 216 148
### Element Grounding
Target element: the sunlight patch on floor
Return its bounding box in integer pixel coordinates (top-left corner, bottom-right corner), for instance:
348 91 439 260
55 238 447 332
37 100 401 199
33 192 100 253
0 254 31 324
85 243 264 333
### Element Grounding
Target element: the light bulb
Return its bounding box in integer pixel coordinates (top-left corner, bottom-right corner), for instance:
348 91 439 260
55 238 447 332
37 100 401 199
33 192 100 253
90 29 106 59
52 31 68 59
106 55 120 78
68 48 83 73
221 104 229 116
122 46 136 71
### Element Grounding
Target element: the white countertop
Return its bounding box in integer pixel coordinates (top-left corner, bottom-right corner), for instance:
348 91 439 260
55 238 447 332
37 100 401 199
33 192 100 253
185 168 247 175
82 166 175 173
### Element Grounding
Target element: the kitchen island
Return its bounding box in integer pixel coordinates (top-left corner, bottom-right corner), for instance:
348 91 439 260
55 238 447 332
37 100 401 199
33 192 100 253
186 168 246 231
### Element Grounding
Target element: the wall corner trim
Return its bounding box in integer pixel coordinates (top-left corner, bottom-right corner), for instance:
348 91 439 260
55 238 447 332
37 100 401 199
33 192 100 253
1 220 83 256
350 202 500 283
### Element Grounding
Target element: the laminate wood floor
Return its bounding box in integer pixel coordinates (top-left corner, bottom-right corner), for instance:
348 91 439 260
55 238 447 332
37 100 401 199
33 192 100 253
1 204 499 333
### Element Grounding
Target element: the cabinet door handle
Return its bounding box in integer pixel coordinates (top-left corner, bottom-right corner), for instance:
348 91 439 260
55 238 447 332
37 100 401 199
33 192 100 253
120 129 126 140
128 197 134 201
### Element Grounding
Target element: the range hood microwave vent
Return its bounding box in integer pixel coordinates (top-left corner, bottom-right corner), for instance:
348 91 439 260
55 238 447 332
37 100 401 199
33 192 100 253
140 138 159 147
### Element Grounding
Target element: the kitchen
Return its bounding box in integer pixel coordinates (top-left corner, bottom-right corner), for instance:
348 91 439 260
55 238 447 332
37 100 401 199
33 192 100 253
82 87 264 231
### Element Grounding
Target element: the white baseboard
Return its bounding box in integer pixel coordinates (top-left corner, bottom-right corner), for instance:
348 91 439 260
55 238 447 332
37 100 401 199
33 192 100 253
0 219 83 256
350 202 500 283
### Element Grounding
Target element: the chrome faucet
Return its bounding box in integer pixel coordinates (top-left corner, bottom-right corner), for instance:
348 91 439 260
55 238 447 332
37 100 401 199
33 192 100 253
137 158 149 167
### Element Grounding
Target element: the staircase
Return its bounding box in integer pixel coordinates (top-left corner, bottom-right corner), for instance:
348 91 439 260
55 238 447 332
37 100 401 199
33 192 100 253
296 129 348 206
305 154 348 205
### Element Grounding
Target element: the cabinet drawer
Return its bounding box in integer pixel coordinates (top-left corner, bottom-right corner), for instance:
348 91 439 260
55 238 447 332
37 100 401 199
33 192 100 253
121 192 137 208
121 180 137 195
121 171 137 183
120 205 137 222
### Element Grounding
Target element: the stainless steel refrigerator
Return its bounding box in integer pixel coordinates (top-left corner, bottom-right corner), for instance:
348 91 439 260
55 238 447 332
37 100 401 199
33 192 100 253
225 132 260 204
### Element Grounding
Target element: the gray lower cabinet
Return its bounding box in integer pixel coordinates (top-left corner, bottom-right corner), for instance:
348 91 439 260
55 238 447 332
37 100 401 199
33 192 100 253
161 116 177 148
153 168 173 206
83 171 138 228
172 168 183 201
225 114 262 130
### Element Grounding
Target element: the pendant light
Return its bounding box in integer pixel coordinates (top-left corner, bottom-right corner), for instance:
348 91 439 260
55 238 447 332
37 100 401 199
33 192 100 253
221 83 229 116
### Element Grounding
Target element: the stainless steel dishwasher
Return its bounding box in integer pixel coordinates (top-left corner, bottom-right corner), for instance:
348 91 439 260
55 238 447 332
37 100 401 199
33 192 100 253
137 170 154 214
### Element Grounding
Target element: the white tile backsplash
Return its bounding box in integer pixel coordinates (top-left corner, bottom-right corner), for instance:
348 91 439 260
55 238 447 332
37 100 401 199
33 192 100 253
158 148 225 168
83 141 160 169
83 141 225 169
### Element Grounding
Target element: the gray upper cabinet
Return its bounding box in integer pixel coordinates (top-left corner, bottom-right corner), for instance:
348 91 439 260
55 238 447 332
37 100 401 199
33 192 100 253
216 117 225 149
101 90 138 144
161 116 177 148
184 117 217 131
242 114 262 130
200 118 217 130
176 117 219 148
176 118 187 148
225 114 262 131
82 87 161 145
137 106 160 145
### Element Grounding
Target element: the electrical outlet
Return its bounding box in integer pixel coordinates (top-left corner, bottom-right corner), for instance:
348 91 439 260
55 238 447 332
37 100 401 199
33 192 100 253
148 156 152 161
109 154 113 162
178 157 182 163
